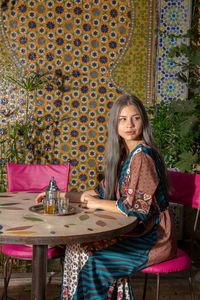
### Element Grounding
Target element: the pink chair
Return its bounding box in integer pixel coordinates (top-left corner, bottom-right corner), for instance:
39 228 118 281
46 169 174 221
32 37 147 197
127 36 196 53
6 162 70 192
1 162 70 300
140 171 200 300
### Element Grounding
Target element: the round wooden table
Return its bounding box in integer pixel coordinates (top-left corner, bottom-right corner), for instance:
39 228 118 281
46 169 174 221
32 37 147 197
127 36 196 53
0 192 137 300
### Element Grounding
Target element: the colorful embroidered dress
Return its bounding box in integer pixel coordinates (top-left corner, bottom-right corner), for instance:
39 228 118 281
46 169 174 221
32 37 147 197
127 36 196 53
61 144 177 300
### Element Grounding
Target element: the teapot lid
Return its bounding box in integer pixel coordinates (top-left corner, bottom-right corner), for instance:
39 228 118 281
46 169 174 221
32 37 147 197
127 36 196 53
46 176 60 192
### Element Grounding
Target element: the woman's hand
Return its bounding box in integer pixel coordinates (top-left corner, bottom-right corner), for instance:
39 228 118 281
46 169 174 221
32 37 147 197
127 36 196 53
81 194 101 210
35 192 45 203
80 190 100 209
80 190 96 202
81 190 121 214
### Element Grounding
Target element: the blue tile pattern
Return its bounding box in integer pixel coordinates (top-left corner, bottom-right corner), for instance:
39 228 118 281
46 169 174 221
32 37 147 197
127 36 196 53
155 0 192 102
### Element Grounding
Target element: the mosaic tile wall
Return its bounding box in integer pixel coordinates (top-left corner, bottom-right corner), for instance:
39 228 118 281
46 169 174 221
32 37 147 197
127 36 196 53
156 0 192 102
0 0 155 191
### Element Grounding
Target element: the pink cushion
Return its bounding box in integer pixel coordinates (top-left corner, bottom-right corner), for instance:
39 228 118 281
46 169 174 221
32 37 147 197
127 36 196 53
7 163 70 192
141 248 191 273
168 171 200 209
1 244 65 259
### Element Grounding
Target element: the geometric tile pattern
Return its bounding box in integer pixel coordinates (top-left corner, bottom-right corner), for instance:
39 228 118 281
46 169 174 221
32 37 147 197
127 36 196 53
0 0 154 191
155 0 192 102
112 0 155 106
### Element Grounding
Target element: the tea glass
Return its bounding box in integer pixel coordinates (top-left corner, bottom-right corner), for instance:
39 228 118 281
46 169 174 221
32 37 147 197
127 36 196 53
58 195 69 215
43 197 55 214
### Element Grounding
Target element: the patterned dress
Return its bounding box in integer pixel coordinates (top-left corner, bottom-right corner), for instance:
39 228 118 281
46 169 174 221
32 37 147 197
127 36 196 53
61 144 177 300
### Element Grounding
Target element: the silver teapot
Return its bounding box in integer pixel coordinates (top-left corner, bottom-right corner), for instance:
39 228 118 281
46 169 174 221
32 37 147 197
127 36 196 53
44 176 60 214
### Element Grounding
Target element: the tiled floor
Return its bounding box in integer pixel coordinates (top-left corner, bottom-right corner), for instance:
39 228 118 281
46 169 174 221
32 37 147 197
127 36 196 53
0 270 200 300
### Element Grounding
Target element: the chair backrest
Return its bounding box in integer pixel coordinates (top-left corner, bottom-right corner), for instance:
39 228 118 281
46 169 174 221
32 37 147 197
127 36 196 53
7 162 70 192
168 170 200 209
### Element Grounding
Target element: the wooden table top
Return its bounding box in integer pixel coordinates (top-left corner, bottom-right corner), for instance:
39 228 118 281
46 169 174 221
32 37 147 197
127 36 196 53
0 192 137 245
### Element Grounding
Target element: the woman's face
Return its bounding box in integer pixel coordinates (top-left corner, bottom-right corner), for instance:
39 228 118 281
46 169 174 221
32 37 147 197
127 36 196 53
117 104 143 150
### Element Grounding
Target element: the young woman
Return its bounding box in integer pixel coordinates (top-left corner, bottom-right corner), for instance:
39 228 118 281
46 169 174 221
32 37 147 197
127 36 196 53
36 94 177 300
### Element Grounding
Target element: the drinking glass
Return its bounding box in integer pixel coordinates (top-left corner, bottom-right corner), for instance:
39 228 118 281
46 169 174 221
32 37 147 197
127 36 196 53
43 197 55 214
58 195 69 215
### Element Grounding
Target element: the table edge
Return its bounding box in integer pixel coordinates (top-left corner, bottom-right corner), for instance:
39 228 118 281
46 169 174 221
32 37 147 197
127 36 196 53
0 216 137 245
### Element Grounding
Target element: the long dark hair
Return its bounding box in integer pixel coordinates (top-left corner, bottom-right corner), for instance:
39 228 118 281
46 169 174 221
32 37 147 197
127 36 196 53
104 94 170 200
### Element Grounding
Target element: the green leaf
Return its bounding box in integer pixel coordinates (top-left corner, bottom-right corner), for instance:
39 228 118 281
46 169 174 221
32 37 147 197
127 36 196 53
175 152 198 172
189 50 200 66
176 73 188 83
79 214 89 221
24 216 44 222
6 76 24 89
